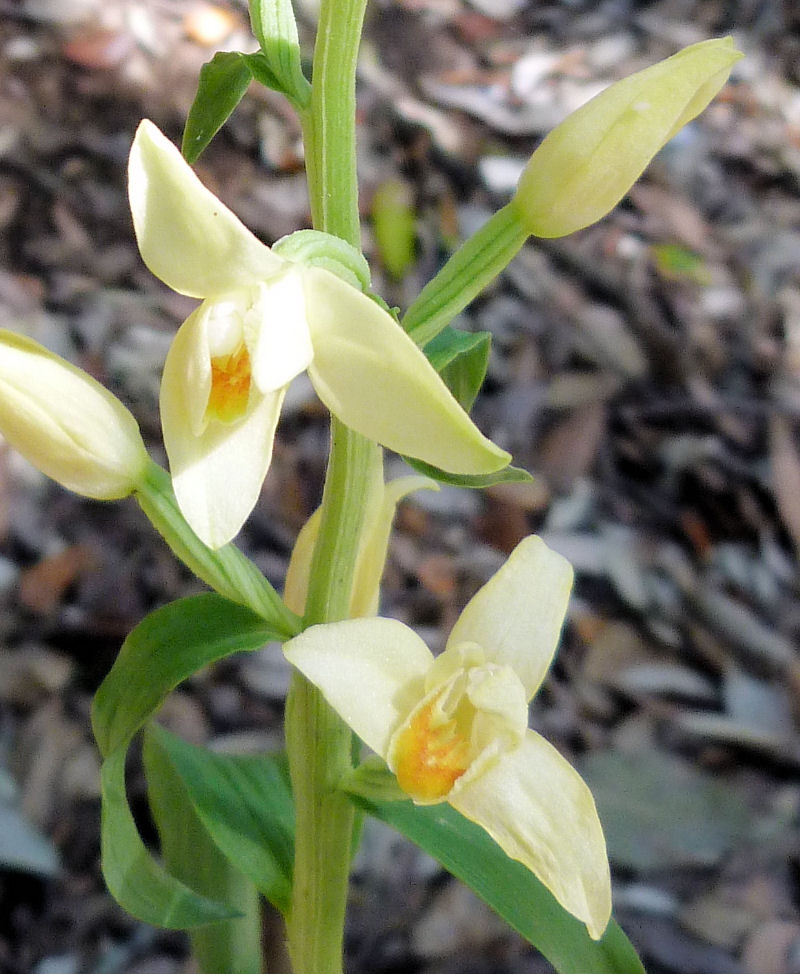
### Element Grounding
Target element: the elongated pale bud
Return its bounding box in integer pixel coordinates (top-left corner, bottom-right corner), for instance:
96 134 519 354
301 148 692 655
0 330 149 499
513 37 743 238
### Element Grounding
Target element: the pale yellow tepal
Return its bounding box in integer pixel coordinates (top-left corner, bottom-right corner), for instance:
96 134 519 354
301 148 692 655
0 330 149 499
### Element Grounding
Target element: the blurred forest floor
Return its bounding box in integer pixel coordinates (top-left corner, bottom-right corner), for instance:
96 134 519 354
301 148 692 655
2 1 800 972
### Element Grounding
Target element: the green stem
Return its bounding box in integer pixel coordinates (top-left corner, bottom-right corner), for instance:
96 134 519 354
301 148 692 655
301 0 365 242
285 1 374 972
136 461 300 637
402 201 529 347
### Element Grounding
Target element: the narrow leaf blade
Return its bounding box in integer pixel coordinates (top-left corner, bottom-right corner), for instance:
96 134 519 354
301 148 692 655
182 52 254 162
148 724 295 915
440 334 491 412
423 325 489 373
100 748 236 929
402 455 532 488
143 725 263 968
93 593 280 758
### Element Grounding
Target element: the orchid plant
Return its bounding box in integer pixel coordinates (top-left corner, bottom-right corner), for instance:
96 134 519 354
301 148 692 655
0 4 740 973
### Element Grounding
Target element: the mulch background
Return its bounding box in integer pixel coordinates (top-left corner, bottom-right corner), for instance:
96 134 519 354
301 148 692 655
2 1 800 972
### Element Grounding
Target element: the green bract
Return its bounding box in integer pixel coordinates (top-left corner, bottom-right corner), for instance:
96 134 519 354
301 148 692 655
0 330 149 500
284 535 611 940
514 36 743 238
128 121 510 549
284 465 437 618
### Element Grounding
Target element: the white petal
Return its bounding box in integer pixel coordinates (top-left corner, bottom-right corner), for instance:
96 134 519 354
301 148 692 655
302 268 510 474
128 120 282 298
283 618 433 758
447 536 572 700
449 732 611 940
160 312 283 548
248 270 314 393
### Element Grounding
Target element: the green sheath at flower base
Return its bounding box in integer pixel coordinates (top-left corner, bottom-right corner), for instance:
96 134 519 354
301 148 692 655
0 330 149 499
513 37 743 238
128 120 510 549
284 463 438 618
285 535 611 940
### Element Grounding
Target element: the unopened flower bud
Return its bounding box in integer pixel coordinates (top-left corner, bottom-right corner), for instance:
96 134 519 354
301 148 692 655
0 330 149 499
513 37 743 238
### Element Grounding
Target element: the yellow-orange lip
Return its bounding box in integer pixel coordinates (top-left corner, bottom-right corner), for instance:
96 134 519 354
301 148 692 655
392 694 470 803
206 343 251 424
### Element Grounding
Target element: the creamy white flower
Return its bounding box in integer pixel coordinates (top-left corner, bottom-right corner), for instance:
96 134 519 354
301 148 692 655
284 536 611 938
0 330 149 499
514 37 742 237
129 121 510 548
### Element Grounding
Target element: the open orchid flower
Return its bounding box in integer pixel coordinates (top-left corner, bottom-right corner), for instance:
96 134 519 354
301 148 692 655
128 120 509 548
284 535 611 938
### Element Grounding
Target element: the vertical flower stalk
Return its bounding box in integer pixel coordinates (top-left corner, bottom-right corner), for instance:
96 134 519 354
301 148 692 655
284 2 374 973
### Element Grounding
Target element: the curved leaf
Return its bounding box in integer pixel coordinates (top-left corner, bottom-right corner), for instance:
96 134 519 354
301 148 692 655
94 593 284 929
143 725 264 968
147 724 295 915
93 593 281 758
424 326 491 412
182 52 255 163
402 455 532 488
101 748 237 929
343 761 645 974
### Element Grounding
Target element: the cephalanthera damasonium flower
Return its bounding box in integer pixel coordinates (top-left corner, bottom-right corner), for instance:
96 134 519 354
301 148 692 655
513 37 742 238
284 536 611 939
129 121 509 548
0 330 148 499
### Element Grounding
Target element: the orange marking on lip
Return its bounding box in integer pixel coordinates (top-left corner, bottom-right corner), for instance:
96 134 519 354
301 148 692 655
206 343 251 423
393 695 470 802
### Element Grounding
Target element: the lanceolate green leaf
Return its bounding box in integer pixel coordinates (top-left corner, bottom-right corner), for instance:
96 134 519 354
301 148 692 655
402 455 532 488
406 327 525 485
343 762 645 974
182 52 256 163
147 723 295 916
143 725 264 972
423 325 489 373
424 326 491 412
94 594 286 930
100 748 237 929
93 593 281 758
